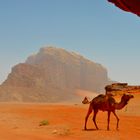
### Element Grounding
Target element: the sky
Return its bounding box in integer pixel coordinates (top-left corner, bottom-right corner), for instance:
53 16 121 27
0 0 140 85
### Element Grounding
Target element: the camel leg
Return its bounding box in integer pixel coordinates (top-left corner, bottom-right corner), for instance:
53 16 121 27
84 104 92 130
112 110 119 130
93 109 99 130
107 111 111 130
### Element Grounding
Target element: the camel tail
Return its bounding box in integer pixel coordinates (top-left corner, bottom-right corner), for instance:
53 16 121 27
82 97 91 104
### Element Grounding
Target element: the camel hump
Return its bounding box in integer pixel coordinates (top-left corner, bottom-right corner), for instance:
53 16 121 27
92 94 106 103
92 94 116 106
97 94 105 98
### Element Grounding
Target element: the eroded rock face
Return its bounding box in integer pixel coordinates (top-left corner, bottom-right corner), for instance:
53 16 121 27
0 46 110 102
105 83 140 95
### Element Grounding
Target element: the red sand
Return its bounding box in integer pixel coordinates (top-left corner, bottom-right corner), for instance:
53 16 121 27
0 95 139 140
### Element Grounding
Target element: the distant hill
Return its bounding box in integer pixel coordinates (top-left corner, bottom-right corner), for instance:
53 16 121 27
0 46 111 102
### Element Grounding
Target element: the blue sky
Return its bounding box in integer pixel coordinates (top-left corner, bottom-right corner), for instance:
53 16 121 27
0 0 140 85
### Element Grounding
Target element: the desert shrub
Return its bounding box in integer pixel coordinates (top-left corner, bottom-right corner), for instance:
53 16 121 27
39 120 49 126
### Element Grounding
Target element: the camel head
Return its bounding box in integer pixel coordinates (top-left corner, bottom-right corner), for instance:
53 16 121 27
82 96 90 104
121 94 134 105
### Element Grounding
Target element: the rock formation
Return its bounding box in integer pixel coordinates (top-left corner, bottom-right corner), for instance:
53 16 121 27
105 83 140 95
0 46 111 102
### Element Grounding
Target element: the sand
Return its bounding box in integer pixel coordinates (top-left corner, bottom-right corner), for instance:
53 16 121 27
0 94 139 140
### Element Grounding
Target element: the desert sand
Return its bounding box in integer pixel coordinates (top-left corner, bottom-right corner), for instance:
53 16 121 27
0 94 140 140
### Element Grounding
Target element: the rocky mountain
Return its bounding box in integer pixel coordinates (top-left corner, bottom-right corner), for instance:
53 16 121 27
0 46 111 102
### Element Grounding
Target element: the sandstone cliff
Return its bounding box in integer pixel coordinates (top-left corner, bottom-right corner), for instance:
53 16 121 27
0 46 110 102
105 83 140 95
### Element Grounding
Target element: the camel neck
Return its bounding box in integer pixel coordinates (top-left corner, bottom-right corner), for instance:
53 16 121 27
115 98 127 110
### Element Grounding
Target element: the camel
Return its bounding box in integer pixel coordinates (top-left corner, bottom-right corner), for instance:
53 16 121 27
82 94 134 130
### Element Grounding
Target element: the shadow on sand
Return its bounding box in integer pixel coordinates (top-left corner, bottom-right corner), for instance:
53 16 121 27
82 128 98 131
